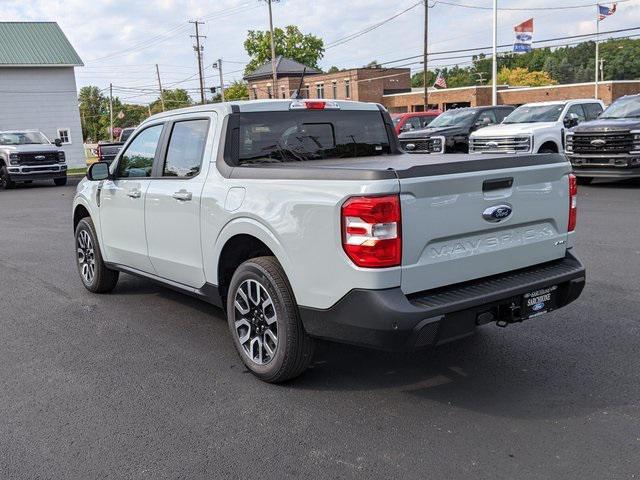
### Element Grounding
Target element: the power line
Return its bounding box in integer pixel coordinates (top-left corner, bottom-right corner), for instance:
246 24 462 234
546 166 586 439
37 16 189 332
433 0 628 11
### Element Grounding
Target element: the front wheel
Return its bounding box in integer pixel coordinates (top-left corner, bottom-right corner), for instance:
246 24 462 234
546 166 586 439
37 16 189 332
0 167 15 190
226 256 314 383
75 217 119 293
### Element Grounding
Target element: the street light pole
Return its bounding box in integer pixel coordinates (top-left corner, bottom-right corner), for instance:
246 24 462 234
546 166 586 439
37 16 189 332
595 5 600 99
216 59 225 102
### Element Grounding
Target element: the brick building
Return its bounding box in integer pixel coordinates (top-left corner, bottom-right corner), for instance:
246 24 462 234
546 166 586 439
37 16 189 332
244 56 411 102
383 80 640 112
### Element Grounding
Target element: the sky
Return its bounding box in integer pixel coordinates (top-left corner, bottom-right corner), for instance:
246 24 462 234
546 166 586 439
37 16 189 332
4 0 639 104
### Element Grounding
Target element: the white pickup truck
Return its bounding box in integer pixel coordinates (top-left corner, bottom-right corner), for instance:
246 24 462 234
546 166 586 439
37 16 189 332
73 99 585 383
469 99 604 154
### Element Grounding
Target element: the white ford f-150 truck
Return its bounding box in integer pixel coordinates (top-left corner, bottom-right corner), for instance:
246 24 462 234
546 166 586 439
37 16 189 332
469 99 604 154
73 99 585 383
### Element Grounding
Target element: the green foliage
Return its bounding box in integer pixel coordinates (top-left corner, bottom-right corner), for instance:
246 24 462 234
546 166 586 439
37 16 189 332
407 39 640 90
497 67 557 87
327 66 341 73
224 81 250 100
78 86 106 142
150 89 193 114
244 25 324 75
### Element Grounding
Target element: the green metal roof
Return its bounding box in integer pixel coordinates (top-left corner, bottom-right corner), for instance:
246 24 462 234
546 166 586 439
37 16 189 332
0 22 83 66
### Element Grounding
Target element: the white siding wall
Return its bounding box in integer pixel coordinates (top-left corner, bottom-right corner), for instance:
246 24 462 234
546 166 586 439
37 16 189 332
0 67 85 168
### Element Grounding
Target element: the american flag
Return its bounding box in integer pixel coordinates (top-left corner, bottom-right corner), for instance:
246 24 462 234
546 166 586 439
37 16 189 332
433 71 447 89
598 3 616 20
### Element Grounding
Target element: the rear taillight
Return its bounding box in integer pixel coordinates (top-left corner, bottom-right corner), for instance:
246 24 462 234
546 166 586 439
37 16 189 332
568 173 577 232
341 195 401 268
289 100 340 110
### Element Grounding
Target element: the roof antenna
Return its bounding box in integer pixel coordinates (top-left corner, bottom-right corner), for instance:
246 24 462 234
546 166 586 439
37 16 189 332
291 68 307 99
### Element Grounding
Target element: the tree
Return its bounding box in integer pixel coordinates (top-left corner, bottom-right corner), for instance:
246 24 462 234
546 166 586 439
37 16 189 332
244 25 324 75
224 81 249 101
327 66 340 73
497 67 557 87
150 89 193 114
78 86 107 142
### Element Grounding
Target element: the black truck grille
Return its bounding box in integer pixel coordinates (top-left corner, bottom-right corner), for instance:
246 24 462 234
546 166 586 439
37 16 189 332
17 152 58 165
571 131 633 154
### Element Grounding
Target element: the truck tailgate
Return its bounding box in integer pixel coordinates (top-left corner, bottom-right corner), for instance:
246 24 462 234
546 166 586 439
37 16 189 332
399 160 571 294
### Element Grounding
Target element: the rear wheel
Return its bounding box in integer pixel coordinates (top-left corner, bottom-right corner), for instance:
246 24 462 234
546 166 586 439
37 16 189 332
75 217 119 293
0 167 15 190
576 176 593 185
538 147 557 154
226 256 314 383
54 177 67 186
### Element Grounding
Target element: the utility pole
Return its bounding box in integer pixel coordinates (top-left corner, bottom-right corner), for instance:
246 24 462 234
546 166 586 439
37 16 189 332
594 5 600 99
491 0 498 105
155 64 165 112
147 104 152 117
267 0 278 95
600 58 605 82
109 83 114 141
215 59 225 102
423 0 428 110
190 20 206 104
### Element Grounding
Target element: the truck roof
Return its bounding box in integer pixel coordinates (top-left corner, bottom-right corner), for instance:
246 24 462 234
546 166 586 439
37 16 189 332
147 99 382 123
519 99 602 107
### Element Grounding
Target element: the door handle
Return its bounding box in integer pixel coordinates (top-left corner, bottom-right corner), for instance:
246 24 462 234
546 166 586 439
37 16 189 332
172 190 193 201
127 188 141 198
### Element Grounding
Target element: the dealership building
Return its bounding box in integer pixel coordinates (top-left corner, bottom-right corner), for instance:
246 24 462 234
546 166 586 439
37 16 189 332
0 22 85 168
246 59 640 112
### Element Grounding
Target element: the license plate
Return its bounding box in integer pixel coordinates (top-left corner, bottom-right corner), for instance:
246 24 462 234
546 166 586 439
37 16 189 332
521 285 558 319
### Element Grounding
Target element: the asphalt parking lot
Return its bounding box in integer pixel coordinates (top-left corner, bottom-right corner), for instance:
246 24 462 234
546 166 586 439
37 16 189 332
1 178 639 479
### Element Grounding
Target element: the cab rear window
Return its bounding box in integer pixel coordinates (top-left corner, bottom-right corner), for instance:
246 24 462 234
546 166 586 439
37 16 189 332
235 110 391 165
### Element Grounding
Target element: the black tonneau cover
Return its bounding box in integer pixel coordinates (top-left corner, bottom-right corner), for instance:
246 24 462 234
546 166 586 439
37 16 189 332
229 153 568 181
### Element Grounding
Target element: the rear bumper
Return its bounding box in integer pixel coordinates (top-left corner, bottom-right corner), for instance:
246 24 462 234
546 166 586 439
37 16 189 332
7 164 67 181
299 252 585 351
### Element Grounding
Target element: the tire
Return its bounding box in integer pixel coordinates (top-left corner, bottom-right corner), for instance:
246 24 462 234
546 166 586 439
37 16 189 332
226 256 314 383
54 177 67 186
538 148 556 154
0 166 15 190
577 176 593 185
75 217 119 293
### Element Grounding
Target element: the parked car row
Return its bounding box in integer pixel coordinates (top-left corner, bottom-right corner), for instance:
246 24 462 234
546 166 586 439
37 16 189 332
397 94 640 182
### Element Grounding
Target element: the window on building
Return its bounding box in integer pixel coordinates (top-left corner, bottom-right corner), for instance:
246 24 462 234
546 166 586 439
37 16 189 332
345 80 351 98
267 86 273 99
332 81 338 99
302 84 310 99
57 128 71 144
252 87 258 99
281 87 287 99
163 119 209 177
116 124 163 178
316 83 325 98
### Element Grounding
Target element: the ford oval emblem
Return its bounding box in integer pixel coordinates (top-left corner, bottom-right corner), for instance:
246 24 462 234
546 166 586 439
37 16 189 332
532 302 545 311
486 141 499 149
35 155 46 160
482 204 513 223
590 139 606 146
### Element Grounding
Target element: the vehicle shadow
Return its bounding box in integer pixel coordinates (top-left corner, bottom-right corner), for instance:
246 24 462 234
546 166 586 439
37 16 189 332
111 275 636 422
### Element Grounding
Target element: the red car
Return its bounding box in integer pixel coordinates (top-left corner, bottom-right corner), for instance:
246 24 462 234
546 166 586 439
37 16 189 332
391 110 441 135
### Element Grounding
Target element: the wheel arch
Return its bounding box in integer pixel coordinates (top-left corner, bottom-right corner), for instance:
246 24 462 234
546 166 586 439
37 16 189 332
212 218 296 307
537 140 559 153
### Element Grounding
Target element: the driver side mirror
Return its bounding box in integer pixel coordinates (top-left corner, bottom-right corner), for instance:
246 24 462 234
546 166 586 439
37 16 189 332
564 113 580 128
54 138 62 147
87 161 110 181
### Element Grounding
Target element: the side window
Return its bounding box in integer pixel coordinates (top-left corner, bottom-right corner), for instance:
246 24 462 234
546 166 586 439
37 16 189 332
477 110 497 125
407 117 422 130
116 124 163 178
566 104 586 123
584 103 604 121
163 119 209 177
420 116 435 128
495 109 511 122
